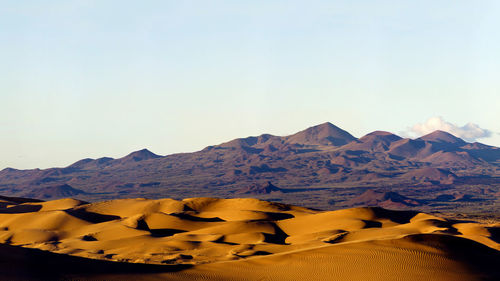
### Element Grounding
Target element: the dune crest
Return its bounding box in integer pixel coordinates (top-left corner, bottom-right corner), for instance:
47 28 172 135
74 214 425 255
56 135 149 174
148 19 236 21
0 197 498 280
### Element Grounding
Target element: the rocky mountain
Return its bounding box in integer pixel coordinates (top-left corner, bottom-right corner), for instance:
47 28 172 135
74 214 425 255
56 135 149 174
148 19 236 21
23 184 87 200
0 122 499 213
236 182 284 195
286 122 357 146
347 190 424 209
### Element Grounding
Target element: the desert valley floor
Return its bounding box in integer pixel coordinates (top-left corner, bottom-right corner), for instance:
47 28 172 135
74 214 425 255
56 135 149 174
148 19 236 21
0 196 498 280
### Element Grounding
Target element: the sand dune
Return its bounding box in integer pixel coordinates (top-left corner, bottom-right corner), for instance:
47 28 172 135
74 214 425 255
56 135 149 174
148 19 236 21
0 197 498 280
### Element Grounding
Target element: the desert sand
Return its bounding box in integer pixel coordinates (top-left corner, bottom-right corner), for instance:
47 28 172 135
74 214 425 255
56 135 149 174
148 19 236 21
0 196 498 280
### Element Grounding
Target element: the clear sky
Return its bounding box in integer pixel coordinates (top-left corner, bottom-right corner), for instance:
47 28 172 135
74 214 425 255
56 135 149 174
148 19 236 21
1 1 499 169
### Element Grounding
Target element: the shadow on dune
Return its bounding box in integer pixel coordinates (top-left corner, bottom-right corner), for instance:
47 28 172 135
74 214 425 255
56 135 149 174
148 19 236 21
0 243 192 281
0 204 42 214
371 207 420 224
486 227 500 244
65 209 121 223
169 212 225 222
263 223 289 245
403 234 500 280
0 195 44 204
257 212 295 221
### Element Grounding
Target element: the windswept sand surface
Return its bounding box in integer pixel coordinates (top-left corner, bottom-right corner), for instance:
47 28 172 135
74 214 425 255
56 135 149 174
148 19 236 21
0 197 498 280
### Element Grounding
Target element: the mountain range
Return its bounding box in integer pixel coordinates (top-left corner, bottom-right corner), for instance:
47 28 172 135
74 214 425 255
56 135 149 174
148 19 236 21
1 122 499 214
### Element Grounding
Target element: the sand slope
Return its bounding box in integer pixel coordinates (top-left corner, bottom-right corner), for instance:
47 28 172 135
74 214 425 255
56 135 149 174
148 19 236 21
0 197 498 280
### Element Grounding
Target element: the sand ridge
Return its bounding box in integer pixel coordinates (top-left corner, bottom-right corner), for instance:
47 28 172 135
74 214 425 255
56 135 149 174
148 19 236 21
0 197 498 280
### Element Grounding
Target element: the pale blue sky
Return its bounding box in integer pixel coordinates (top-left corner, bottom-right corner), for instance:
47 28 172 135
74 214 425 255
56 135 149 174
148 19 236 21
1 1 499 169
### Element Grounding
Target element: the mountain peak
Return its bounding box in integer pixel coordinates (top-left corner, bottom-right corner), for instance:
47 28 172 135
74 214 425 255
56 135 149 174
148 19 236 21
345 131 403 151
286 122 357 146
418 130 466 144
348 190 423 208
236 181 283 194
120 149 161 162
359 131 402 142
313 122 346 131
23 184 86 200
365 131 398 137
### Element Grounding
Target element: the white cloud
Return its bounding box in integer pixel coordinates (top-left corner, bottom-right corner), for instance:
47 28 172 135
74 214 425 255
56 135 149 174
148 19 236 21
407 116 492 142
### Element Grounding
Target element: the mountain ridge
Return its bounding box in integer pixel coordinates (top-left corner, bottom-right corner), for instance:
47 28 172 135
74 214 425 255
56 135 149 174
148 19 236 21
0 122 498 214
